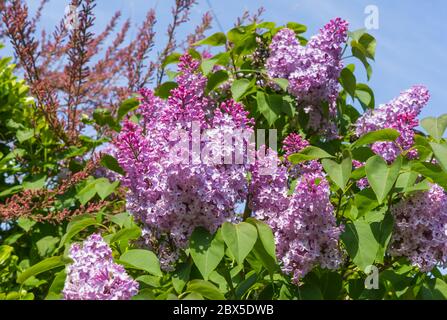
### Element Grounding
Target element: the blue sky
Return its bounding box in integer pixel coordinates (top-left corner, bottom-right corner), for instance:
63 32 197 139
16 1 447 120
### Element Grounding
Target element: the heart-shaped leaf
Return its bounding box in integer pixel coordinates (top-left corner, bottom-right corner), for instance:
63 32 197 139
421 114 447 140
322 156 352 190
189 227 225 280
221 222 257 265
365 155 402 203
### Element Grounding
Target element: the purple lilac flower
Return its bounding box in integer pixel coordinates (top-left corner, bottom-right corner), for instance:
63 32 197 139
389 184 447 272
113 54 254 250
250 135 344 283
266 18 348 135
355 85 430 163
63 233 139 300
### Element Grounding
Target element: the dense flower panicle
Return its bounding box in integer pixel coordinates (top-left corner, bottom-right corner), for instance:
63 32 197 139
113 53 254 251
250 138 343 282
390 184 447 272
282 133 309 159
277 172 344 283
355 85 430 163
266 18 348 135
248 147 290 220
63 234 139 300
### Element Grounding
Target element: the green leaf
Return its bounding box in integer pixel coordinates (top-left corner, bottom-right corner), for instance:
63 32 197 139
341 221 380 270
94 178 119 200
17 217 36 232
189 227 225 280
17 256 66 284
221 222 257 265
256 92 282 126
108 212 133 228
246 218 276 260
205 70 228 93
23 175 46 190
354 188 379 218
285 22 307 34
351 129 400 149
119 249 162 276
355 83 375 110
419 278 447 299
339 68 356 98
272 78 289 91
365 155 402 203
45 270 66 300
246 219 277 274
322 156 352 190
16 128 34 143
76 180 97 205
100 154 125 175
358 33 376 59
136 275 161 287
411 162 447 189
235 271 258 299
172 262 192 294
421 114 447 140
93 108 119 131
288 146 334 164
0 245 13 265
58 215 99 249
351 42 372 80
186 280 225 300
155 81 178 99
117 97 139 121
429 142 447 172
36 236 60 257
194 32 226 46
108 226 141 244
231 79 251 101
0 148 25 167
161 52 181 68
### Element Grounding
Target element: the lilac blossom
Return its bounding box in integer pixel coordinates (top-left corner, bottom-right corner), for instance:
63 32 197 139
250 135 344 283
63 233 139 300
389 184 447 272
113 54 254 252
266 18 348 135
355 85 430 163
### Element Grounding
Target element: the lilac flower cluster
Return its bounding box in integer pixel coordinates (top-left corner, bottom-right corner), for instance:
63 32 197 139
63 233 139 300
266 18 348 135
389 184 447 272
250 134 344 283
113 54 253 251
355 85 430 163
